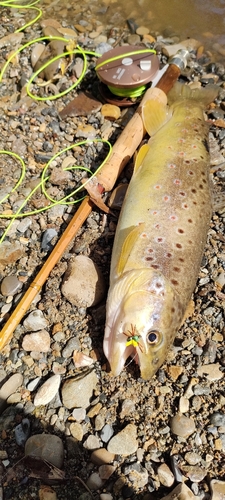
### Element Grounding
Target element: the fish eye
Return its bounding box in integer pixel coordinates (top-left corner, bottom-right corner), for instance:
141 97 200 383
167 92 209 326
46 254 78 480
147 330 160 344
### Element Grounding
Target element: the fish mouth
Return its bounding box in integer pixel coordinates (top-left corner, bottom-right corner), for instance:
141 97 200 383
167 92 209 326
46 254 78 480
109 343 140 376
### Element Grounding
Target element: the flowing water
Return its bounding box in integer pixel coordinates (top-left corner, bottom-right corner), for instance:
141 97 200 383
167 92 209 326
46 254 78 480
42 0 225 49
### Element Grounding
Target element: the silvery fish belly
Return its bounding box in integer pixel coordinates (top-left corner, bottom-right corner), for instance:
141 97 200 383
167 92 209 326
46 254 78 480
104 83 218 380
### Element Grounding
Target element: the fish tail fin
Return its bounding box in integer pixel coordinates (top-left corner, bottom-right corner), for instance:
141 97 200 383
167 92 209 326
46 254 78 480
168 82 219 106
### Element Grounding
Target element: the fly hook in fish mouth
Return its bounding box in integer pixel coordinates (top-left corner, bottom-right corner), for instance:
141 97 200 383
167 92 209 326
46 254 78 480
123 324 144 353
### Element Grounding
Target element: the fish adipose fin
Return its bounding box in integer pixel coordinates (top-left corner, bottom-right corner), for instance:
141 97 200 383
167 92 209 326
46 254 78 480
167 82 219 106
142 98 170 137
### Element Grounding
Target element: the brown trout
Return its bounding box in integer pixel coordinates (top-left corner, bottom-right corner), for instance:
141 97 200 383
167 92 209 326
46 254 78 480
103 83 218 380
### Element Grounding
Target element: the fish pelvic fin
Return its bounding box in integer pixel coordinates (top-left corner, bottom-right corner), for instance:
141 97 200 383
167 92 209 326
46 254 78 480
142 98 170 136
167 82 219 107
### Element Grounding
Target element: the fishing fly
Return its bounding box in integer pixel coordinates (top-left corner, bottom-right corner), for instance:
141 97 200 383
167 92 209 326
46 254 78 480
123 324 144 352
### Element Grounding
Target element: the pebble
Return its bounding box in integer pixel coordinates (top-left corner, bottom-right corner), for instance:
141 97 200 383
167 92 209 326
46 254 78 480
107 423 138 456
33 374 61 406
83 434 101 449
185 452 201 465
119 398 135 419
197 363 224 381
16 217 32 233
179 396 190 413
75 123 97 139
210 479 225 500
157 463 174 487
23 309 49 331
61 255 106 308
100 495 113 500
101 104 121 120
181 465 207 482
170 413 196 438
99 464 115 480
87 472 104 490
136 26 150 35
90 448 115 465
26 377 41 392
100 423 114 443
61 369 98 409
0 373 23 413
210 412 225 427
14 418 30 446
0 275 22 296
0 241 24 265
62 337 81 358
22 329 51 352
160 483 196 500
72 407 86 422
38 485 57 500
69 422 83 441
41 228 58 252
25 433 64 469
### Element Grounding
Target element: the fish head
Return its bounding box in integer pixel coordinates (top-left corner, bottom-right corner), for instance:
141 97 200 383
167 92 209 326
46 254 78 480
104 269 184 380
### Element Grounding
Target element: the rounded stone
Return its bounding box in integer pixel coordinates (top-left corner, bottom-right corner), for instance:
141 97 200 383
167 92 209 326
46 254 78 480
61 255 106 308
33 374 61 406
25 433 64 469
107 423 138 456
1 275 22 296
22 330 50 352
23 310 49 332
170 413 196 438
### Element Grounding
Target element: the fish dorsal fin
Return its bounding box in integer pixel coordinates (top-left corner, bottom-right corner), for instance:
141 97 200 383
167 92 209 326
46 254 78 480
142 99 169 137
134 144 150 173
117 224 144 276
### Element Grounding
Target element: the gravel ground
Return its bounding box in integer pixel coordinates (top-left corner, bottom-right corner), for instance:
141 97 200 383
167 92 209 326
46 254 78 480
0 4 224 500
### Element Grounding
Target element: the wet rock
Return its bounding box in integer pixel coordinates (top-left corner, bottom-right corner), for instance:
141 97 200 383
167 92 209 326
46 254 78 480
170 413 196 438
25 433 64 469
0 373 23 413
0 241 24 266
107 423 138 456
23 310 49 331
33 374 61 406
157 463 174 487
61 369 98 409
90 448 115 465
22 329 51 352
14 418 30 446
1 275 22 296
61 255 106 308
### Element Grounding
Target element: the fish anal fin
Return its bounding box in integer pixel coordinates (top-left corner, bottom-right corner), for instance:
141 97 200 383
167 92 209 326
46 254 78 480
117 224 144 276
134 144 150 173
142 99 169 136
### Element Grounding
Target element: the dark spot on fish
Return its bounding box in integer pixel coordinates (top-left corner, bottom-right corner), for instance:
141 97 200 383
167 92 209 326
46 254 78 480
146 256 154 261
201 171 206 176
176 243 182 249
179 257 184 262
157 237 163 243
171 307 175 313
173 267 181 272
188 170 194 175
191 188 197 194
185 160 190 164
193 158 198 162
193 201 197 205
148 248 154 253
171 279 179 285
202 179 207 184
202 201 206 205
188 240 193 244
199 184 204 189
188 219 193 223
155 282 162 289
179 191 186 197
166 252 172 258
202 137 209 152
178 228 184 233
200 156 204 159
152 264 159 269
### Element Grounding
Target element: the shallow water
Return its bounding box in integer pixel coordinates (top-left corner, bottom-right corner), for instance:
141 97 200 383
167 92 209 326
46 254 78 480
42 0 225 47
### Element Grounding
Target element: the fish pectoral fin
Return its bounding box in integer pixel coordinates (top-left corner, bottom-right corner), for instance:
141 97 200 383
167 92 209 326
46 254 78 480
142 98 170 136
117 224 144 276
134 144 150 173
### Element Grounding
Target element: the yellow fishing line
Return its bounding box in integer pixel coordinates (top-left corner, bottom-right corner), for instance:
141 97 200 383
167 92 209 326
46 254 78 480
0 140 112 243
0 0 42 31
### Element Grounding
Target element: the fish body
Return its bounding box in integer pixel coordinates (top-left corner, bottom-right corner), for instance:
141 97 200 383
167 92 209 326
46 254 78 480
104 83 218 380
